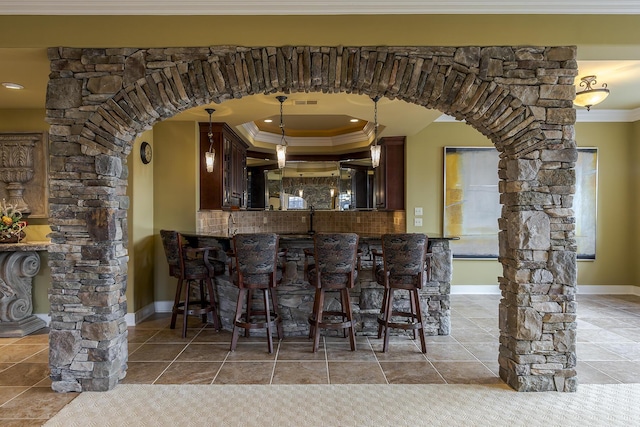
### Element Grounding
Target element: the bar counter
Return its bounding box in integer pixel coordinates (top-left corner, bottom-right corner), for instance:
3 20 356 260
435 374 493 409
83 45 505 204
184 232 454 337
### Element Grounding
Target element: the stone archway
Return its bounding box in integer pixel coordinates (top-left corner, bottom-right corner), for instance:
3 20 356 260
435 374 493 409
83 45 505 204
45 45 578 392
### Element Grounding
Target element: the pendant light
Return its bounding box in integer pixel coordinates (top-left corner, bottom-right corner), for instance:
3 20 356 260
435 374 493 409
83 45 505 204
370 96 381 168
574 75 610 111
276 95 288 169
205 108 216 172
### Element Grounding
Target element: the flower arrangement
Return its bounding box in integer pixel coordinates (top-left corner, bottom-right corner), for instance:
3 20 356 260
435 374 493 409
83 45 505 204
0 199 27 242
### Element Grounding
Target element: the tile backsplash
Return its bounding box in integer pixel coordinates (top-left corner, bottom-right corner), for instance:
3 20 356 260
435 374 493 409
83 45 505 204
197 210 406 236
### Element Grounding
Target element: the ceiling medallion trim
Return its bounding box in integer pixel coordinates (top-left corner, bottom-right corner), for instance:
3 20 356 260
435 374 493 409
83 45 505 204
241 121 375 147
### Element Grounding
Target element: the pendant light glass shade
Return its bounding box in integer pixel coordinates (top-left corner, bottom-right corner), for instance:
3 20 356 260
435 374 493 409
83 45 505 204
371 96 381 168
574 75 610 111
205 108 216 172
276 95 288 169
205 151 215 172
276 143 287 169
370 144 381 168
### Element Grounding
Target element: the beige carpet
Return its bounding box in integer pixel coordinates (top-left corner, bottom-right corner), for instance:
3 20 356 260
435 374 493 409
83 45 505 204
45 383 640 427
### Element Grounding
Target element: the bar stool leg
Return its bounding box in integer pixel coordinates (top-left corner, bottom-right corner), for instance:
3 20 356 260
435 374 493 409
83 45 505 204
182 280 191 338
382 288 395 353
377 287 388 339
309 287 321 339
230 288 246 351
245 288 254 338
171 278 184 330
342 288 356 351
270 286 283 339
339 289 347 338
411 289 427 353
311 288 325 352
206 276 220 331
263 288 274 353
199 279 207 323
409 290 418 340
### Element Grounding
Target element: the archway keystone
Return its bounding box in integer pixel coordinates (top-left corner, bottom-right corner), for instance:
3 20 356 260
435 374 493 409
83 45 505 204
46 45 578 392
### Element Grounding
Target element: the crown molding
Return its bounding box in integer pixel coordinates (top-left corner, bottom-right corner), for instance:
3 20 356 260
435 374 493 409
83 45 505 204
241 121 374 147
2 1 640 15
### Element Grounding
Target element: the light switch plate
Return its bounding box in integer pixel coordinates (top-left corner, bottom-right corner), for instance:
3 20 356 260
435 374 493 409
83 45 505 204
415 207 423 216
414 218 423 227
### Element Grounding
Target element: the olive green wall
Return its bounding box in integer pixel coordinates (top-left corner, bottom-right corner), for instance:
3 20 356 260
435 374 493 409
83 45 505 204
128 130 155 313
632 121 640 289
0 109 51 313
152 121 200 303
406 122 502 287
406 120 637 288
574 122 634 287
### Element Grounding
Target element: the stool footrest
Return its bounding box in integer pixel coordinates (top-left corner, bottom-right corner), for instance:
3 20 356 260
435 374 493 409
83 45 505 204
174 301 216 316
236 312 281 330
309 316 355 330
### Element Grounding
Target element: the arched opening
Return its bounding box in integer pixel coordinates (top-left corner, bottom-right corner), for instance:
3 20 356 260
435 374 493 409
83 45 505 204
46 45 578 392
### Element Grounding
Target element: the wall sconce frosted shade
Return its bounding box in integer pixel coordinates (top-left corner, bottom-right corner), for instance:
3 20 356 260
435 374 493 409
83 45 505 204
370 144 381 168
205 150 215 173
330 188 335 198
276 144 287 169
298 189 303 198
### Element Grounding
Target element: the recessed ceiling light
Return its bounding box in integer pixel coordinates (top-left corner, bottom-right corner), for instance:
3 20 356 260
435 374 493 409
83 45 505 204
2 82 24 90
350 119 359 123
264 119 273 123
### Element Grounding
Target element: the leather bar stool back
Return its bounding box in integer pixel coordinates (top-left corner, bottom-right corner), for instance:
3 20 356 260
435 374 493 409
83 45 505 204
160 230 222 338
377 233 428 353
230 233 284 353
307 232 359 352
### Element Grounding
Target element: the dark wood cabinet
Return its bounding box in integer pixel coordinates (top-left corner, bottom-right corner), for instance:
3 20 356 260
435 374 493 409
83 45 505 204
199 122 248 210
374 136 405 210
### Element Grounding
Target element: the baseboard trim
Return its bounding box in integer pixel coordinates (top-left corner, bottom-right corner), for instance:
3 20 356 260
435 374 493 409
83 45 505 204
35 313 50 326
451 285 501 294
577 285 640 295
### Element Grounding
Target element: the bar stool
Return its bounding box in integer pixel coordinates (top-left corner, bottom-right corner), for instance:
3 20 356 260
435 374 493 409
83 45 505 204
307 233 359 352
160 230 223 338
375 233 428 353
230 233 284 353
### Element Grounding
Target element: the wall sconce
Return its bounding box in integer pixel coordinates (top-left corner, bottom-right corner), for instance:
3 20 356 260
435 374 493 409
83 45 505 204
574 75 610 111
298 189 304 198
330 188 335 198
276 95 288 169
370 96 381 168
205 108 216 172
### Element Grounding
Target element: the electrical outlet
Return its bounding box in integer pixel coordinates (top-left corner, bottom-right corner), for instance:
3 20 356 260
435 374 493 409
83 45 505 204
414 218 423 227
302 216 306 223
356 217 361 224
263 217 268 224
415 207 423 216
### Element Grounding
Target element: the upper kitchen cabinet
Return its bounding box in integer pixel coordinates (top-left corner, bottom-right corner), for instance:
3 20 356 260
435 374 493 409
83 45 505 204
199 122 248 210
374 136 405 211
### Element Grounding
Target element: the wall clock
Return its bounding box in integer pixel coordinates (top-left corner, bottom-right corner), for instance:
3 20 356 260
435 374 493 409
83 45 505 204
140 141 152 164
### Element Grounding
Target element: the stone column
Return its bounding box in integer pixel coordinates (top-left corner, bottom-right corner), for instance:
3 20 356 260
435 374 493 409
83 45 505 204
0 243 49 337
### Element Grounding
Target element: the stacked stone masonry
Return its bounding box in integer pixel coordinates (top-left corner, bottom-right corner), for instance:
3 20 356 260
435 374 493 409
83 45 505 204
45 45 578 392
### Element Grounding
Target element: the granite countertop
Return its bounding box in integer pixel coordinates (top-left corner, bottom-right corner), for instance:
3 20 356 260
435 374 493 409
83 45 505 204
0 240 51 252
185 232 457 241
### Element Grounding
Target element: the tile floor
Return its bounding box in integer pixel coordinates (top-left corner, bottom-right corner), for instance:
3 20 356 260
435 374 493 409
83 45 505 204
1 294 639 425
